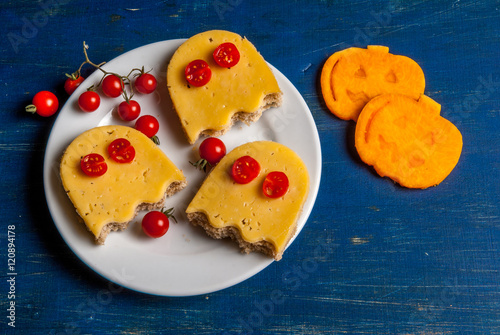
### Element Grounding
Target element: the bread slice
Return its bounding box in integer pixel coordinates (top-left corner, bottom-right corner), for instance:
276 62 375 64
187 212 287 260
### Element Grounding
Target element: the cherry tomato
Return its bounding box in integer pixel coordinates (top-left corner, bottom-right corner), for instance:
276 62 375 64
262 171 289 198
135 73 157 94
185 59 211 87
142 211 170 238
213 42 240 68
231 156 260 184
102 75 124 97
78 91 101 112
117 100 141 121
135 115 159 138
64 75 85 95
199 137 226 166
107 138 135 163
81 153 107 177
26 91 59 117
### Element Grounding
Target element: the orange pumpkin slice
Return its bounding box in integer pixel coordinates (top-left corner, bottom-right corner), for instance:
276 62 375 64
355 94 462 189
321 46 426 121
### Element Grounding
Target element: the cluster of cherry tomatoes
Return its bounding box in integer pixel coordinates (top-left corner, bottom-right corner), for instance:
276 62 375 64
74 69 160 141
26 42 162 143
27 71 161 141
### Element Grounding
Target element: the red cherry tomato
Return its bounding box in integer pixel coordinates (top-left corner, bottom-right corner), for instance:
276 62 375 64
135 115 159 138
231 156 260 184
26 91 59 117
64 75 85 95
199 137 226 166
107 138 135 163
262 171 289 198
142 211 170 238
102 75 124 97
117 100 141 121
81 153 107 177
135 73 157 94
185 59 211 87
78 91 101 112
213 42 240 68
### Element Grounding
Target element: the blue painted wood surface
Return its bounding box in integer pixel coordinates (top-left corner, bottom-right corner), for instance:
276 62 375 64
1 0 499 334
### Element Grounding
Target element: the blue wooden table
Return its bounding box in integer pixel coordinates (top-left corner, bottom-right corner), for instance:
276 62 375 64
1 0 499 334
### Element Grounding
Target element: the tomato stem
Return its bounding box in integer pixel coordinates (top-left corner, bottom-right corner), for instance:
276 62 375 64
162 207 177 223
189 158 211 173
25 104 37 114
75 41 151 101
151 135 160 145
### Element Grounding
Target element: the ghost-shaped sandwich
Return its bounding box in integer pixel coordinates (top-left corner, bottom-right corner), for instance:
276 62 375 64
60 125 186 244
167 30 283 144
186 141 309 261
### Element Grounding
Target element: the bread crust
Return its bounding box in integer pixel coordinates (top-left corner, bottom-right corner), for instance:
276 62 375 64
187 211 291 261
175 92 283 144
92 180 187 244
199 92 283 140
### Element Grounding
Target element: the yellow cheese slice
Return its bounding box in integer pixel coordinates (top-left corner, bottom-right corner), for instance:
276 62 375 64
186 141 309 260
167 30 282 144
60 125 186 243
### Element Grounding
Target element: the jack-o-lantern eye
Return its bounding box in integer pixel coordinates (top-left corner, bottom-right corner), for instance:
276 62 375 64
385 69 398 83
354 66 367 78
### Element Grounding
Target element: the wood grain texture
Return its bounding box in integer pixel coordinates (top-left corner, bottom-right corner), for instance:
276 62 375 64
1 0 499 334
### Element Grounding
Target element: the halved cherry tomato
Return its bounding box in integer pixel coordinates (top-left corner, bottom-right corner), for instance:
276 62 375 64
107 138 135 163
231 156 260 184
185 59 211 87
213 42 240 68
81 153 107 177
262 171 289 198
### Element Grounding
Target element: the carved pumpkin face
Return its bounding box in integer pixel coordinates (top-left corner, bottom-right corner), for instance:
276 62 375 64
321 46 425 121
355 94 462 189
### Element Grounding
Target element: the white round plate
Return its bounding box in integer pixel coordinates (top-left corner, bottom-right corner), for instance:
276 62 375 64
43 39 321 297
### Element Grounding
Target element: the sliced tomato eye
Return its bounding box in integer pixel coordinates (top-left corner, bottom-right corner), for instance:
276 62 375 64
262 171 289 198
231 156 260 184
108 138 135 163
185 59 212 87
213 42 240 68
81 153 107 177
